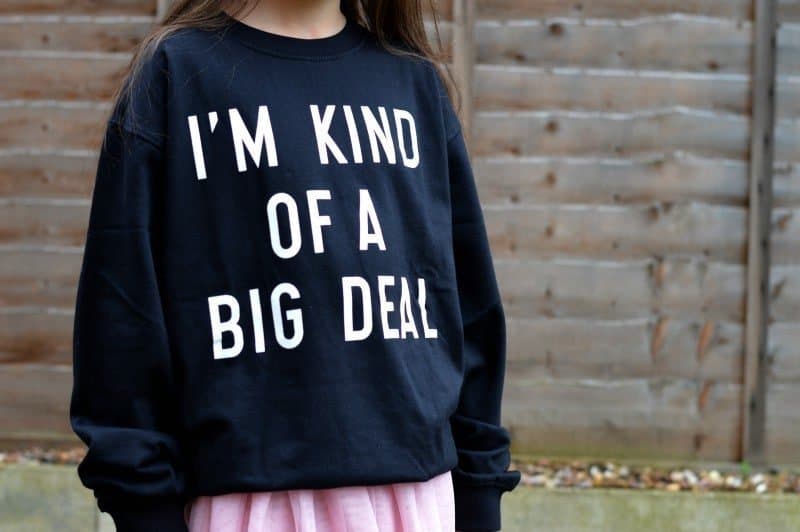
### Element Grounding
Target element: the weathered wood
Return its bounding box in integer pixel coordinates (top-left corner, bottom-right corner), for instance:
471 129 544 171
476 65 800 118
0 53 128 100
765 383 800 462
0 199 90 246
0 247 81 308
156 0 170 19
475 65 753 114
768 322 800 382
769 264 800 323
0 17 152 52
5 190 797 263
504 378 741 461
473 18 752 74
0 364 72 439
473 109 750 159
476 154 748 207
780 0 800 22
1 248 788 323
0 149 97 197
507 317 744 382
451 0 476 146
741 0 778 464
0 103 756 161
774 118 800 162
431 0 756 21
0 0 154 15
496 258 747 322
0 309 73 365
485 203 749 263
486 204 800 264
475 155 800 208
0 101 108 150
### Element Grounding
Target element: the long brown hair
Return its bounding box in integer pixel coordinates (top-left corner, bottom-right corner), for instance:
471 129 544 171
112 0 459 127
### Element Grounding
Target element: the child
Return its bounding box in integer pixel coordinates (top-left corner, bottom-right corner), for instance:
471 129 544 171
69 0 521 531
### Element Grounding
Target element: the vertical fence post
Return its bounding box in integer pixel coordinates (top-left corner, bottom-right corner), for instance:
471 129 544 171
452 0 476 150
157 0 171 20
742 0 778 464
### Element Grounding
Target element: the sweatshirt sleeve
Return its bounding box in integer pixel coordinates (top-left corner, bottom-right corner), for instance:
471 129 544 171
443 108 522 532
69 49 189 532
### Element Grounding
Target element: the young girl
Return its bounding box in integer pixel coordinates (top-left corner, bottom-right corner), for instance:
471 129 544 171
69 1 521 531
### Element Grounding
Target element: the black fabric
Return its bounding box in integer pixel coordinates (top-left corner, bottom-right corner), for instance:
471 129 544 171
70 13 520 532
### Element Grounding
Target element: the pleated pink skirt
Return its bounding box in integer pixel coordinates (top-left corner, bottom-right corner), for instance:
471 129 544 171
185 469 455 532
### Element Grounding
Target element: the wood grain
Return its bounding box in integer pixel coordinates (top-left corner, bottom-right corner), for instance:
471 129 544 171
0 149 97 197
0 16 152 52
473 18 753 74
473 109 750 159
507 317 743 382
0 364 73 440
0 53 128 100
475 154 748 207
0 309 73 365
0 101 107 150
431 0 756 21
0 0 154 15
504 377 741 460
475 65 754 114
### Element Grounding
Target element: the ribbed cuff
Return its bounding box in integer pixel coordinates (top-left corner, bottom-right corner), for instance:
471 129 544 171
106 497 189 532
453 483 505 532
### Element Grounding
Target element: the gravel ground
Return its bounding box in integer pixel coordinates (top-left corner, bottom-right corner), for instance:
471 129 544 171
510 458 800 494
2 447 798 495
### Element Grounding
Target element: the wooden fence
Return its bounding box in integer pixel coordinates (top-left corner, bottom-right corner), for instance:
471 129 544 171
0 0 798 464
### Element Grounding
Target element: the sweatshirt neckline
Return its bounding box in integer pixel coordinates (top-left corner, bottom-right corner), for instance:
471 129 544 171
222 12 367 60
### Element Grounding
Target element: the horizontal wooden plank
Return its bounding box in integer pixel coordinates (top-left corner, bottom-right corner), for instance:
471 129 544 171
779 0 800 23
476 154 748 206
4 193 796 264
0 149 96 197
765 384 800 463
0 199 89 246
507 317 743 382
0 0 154 15
777 21 800 75
770 266 800 323
0 364 72 439
432 0 756 21
485 204 800 264
3 150 798 209
497 258 746 322
499 258 800 322
473 109 749 159
476 154 800 208
0 53 127 101
0 249 794 325
0 16 152 51
0 308 72 365
15 102 739 161
0 101 107 150
504 377 740 461
0 247 81 308
0 312 747 377
475 65 754 114
769 322 800 383
473 17 752 73
775 118 800 162
485 203 748 263
476 66 800 118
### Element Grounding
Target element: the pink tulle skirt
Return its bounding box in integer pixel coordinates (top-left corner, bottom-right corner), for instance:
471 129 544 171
185 470 455 532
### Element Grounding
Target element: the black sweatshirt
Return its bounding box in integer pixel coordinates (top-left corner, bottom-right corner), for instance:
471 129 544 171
70 12 520 532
